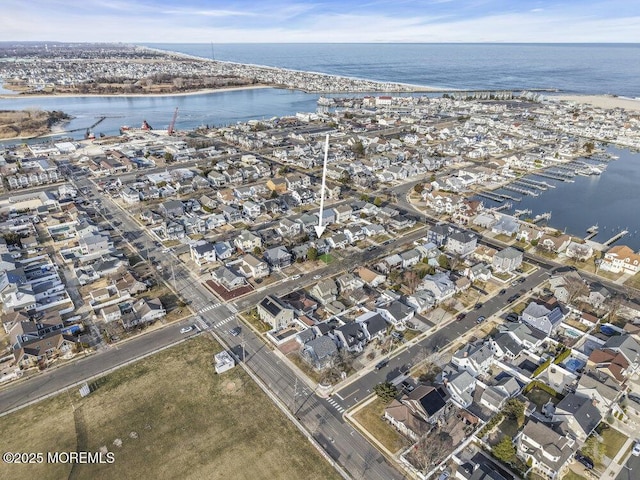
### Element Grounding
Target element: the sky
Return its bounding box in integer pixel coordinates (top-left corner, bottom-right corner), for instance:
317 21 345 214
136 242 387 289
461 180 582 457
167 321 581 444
1 0 639 43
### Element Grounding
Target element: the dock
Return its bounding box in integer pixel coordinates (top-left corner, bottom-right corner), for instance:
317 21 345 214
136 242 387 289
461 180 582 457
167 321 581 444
532 212 552 224
514 208 532 218
477 191 522 202
603 230 628 246
518 177 555 189
503 184 539 196
534 171 575 182
585 225 599 240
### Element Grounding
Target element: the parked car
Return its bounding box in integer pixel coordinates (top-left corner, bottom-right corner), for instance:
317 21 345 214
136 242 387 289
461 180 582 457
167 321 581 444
180 326 193 334
575 452 594 469
633 441 640 456
507 294 520 303
391 331 404 340
499 289 507 295
313 274 322 280
291 274 301 280
505 313 519 323
456 313 467 321
476 316 486 324
374 359 389 371
474 302 483 310
401 381 415 393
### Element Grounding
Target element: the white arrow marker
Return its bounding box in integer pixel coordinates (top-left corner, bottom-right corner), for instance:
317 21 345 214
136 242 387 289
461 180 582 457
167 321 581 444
314 134 330 238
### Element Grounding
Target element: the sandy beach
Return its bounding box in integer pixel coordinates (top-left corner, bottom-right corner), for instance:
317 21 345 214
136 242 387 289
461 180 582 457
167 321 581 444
0 84 275 100
551 94 640 112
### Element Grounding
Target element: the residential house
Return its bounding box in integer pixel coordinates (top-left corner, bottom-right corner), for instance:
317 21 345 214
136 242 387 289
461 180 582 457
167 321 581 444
600 245 640 275
376 301 415 327
521 300 565 336
538 234 571 253
426 224 453 247
101 304 122 322
516 420 575 480
384 385 449 441
12 333 77 368
239 254 269 279
212 266 246 290
444 369 476 408
190 242 217 266
420 273 456 303
356 267 386 287
451 341 495 377
213 241 234 261
492 247 524 273
566 241 594 262
301 336 338 369
405 290 436 313
552 393 601 441
263 246 292 269
257 295 295 331
311 279 339 305
575 372 621 416
446 231 477 257
234 230 262 252
334 204 353 223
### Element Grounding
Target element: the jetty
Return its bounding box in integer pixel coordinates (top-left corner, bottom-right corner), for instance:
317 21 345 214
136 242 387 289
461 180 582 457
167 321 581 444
603 230 628 246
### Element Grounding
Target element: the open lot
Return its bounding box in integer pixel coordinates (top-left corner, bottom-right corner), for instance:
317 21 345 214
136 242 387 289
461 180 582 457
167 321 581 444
0 336 340 480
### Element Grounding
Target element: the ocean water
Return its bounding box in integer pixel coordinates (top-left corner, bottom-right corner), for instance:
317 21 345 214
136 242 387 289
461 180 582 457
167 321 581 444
144 43 640 98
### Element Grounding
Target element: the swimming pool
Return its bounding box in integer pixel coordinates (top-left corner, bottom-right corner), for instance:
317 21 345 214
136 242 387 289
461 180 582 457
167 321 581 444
563 358 585 373
600 325 617 336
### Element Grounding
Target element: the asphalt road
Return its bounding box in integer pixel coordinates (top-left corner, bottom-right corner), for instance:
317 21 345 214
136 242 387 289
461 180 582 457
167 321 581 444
331 268 549 411
0 177 403 480
616 451 640 480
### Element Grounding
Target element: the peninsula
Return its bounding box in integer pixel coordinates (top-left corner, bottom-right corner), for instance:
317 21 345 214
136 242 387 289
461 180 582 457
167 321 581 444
0 42 435 97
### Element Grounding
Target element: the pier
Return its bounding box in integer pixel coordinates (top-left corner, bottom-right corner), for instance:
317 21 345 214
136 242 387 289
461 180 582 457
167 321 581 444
603 230 628 246
518 177 555 189
477 191 522 202
503 184 539 196
514 208 532 218
534 171 575 182
514 180 547 191
532 212 552 224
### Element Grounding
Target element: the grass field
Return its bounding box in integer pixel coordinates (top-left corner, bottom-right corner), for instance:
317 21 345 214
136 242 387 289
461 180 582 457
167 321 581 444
351 398 407 454
601 426 628 460
0 336 340 480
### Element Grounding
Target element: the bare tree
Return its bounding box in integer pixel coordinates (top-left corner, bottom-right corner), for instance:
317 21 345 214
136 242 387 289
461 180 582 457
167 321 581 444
564 274 589 305
410 429 453 471
403 270 420 294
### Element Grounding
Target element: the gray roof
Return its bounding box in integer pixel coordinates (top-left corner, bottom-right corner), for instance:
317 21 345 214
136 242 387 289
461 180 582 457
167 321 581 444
603 335 640 364
556 393 602 436
305 336 338 360
495 246 523 260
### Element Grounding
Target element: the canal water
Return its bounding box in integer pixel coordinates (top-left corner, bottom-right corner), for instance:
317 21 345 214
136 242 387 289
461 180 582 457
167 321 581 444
0 87 321 141
483 146 640 250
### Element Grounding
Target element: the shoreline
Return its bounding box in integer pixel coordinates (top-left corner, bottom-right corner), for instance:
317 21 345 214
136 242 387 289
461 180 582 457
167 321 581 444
0 83 276 100
549 94 640 112
142 45 444 93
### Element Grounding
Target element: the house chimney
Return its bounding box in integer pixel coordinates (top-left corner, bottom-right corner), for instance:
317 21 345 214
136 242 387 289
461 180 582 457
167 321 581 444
464 351 468 358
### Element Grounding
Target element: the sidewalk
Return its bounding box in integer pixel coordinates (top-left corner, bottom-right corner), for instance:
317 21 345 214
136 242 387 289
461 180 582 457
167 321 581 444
601 436 634 479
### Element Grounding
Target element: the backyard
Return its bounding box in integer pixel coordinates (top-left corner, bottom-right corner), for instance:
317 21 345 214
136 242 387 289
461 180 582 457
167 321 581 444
0 336 340 480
